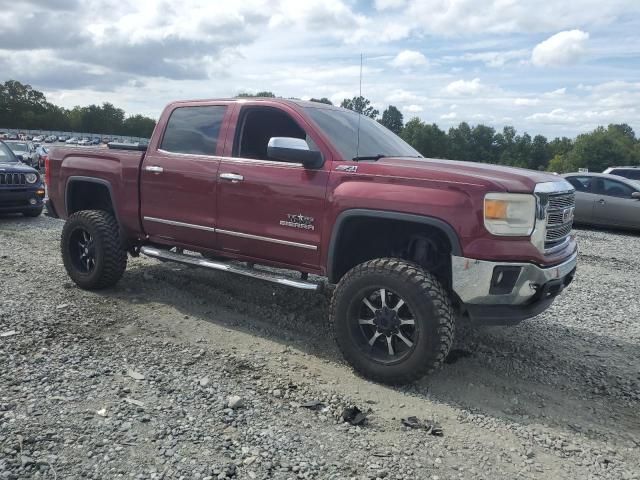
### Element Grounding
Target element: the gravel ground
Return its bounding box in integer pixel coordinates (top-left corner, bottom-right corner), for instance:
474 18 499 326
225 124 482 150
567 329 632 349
1 215 639 480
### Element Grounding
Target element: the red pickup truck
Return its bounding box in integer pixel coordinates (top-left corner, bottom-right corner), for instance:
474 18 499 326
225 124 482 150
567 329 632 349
46 98 577 384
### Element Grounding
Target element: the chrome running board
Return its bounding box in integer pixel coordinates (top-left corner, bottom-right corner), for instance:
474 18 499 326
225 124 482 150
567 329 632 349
140 246 321 291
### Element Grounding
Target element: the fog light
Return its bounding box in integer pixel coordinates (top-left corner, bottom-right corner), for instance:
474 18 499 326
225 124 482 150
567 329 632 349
489 266 522 295
29 198 37 205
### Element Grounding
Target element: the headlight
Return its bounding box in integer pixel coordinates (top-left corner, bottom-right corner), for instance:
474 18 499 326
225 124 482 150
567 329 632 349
25 173 38 184
484 193 536 236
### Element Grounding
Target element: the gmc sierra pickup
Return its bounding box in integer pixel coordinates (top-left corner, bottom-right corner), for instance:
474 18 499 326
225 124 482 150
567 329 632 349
46 98 577 384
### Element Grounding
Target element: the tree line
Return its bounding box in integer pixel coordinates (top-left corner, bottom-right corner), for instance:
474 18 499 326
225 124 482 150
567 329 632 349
0 80 156 138
3 81 639 172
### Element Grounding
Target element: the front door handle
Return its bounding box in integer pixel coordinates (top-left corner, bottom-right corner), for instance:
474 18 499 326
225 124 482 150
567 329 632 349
145 165 164 173
598 199 605 205
220 173 244 183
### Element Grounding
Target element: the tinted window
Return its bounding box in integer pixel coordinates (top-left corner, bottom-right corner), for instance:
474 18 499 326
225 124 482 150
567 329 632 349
594 178 636 198
161 106 227 155
610 169 640 180
235 107 316 162
565 176 593 192
0 142 18 162
305 107 421 160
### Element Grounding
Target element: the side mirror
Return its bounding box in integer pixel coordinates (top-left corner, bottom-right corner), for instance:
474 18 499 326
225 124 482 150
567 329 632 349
267 137 324 169
632 192 640 200
16 154 24 162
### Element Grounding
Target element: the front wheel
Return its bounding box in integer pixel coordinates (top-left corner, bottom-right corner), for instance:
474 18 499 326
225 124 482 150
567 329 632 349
330 258 454 385
61 210 127 290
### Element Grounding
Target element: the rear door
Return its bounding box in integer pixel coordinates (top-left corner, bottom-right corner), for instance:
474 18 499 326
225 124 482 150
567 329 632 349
592 177 640 228
215 104 331 270
140 103 232 249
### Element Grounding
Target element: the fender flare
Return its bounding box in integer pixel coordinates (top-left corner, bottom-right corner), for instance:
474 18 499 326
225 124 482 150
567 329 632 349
327 208 462 283
64 176 119 223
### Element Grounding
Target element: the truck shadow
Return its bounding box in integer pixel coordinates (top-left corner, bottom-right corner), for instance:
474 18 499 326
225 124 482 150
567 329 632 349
103 258 640 448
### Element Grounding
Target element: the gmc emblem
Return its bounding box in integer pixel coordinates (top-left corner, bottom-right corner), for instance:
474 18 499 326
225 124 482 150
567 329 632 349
562 207 575 223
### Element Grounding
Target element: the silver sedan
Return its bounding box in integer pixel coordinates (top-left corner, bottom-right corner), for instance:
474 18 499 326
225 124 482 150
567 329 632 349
562 173 640 230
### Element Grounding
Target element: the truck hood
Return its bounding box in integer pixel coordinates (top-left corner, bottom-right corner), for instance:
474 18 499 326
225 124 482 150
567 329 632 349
0 162 37 174
377 157 565 193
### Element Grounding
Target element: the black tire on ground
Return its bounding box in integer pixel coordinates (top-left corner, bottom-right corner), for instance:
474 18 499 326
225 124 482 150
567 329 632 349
23 208 43 217
330 258 454 385
61 210 127 290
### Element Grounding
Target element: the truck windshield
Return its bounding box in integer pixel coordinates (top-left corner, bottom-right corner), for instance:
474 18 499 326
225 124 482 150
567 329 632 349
305 107 421 161
0 142 18 163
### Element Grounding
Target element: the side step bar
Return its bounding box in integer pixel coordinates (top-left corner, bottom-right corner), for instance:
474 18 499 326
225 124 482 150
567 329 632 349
140 246 321 291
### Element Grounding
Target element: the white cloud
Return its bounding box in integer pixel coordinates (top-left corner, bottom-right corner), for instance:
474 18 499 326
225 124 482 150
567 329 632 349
403 104 424 113
458 49 529 67
385 89 427 104
514 98 540 106
445 78 485 96
375 0 407 10
441 112 458 120
544 87 567 97
532 30 590 66
390 50 428 69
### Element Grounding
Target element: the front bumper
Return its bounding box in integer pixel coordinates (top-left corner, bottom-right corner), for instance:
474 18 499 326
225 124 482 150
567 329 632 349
452 250 577 325
0 187 45 213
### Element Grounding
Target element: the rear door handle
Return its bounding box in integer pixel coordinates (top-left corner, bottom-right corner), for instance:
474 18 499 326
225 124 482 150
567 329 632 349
598 199 605 204
145 165 164 173
220 173 244 183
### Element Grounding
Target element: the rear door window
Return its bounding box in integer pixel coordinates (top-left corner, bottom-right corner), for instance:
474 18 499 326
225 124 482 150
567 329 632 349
610 169 640 180
161 105 227 156
594 178 635 198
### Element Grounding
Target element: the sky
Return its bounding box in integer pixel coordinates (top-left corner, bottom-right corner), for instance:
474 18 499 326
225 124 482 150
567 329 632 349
1 0 639 138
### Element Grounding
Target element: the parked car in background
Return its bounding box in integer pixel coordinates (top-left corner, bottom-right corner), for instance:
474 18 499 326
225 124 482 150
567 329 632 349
35 146 49 171
58 135 69 142
66 137 79 145
603 166 640 181
0 140 46 217
5 141 38 168
33 135 44 142
45 135 57 143
78 137 91 146
563 173 640 231
92 137 101 145
7 133 19 140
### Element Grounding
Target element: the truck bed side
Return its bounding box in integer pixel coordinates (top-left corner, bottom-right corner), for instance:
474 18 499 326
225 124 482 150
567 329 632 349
47 146 146 239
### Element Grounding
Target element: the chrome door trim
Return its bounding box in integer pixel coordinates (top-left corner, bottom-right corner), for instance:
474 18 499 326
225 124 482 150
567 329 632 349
219 173 244 182
143 216 216 232
217 229 317 250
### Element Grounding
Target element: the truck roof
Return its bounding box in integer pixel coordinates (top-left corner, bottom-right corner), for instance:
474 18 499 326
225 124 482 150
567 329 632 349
169 97 340 110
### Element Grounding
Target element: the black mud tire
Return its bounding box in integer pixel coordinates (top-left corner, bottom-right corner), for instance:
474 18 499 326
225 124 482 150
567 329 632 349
23 208 43 217
61 210 127 290
330 258 454 385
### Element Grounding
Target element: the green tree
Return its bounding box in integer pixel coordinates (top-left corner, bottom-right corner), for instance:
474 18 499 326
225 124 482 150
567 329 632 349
447 122 474 161
529 134 550 170
470 124 496 163
309 97 333 105
340 96 379 119
236 91 276 98
401 118 448 158
379 105 403 135
122 114 156 137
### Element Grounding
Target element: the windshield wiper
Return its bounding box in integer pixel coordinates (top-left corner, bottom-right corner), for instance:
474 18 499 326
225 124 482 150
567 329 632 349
352 154 388 161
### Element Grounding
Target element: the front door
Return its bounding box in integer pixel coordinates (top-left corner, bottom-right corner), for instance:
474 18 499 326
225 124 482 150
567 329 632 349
140 103 231 249
592 177 640 228
215 105 330 270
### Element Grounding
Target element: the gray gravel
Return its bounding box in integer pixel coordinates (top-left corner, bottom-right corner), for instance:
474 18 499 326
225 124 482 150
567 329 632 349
1 215 639 479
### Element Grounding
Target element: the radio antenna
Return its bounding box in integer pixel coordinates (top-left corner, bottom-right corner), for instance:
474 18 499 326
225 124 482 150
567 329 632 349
355 53 363 159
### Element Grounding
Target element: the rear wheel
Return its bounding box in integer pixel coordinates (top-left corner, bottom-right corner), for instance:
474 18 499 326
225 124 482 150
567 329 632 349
61 210 127 290
330 258 454 384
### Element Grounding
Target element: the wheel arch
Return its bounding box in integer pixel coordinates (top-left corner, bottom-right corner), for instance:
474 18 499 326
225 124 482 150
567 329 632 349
65 176 118 218
327 209 462 284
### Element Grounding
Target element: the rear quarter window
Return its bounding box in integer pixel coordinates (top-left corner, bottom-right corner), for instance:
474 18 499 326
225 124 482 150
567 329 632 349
160 105 227 156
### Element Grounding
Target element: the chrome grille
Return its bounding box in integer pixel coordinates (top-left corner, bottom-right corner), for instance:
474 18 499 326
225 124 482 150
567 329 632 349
545 192 575 249
0 173 27 186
